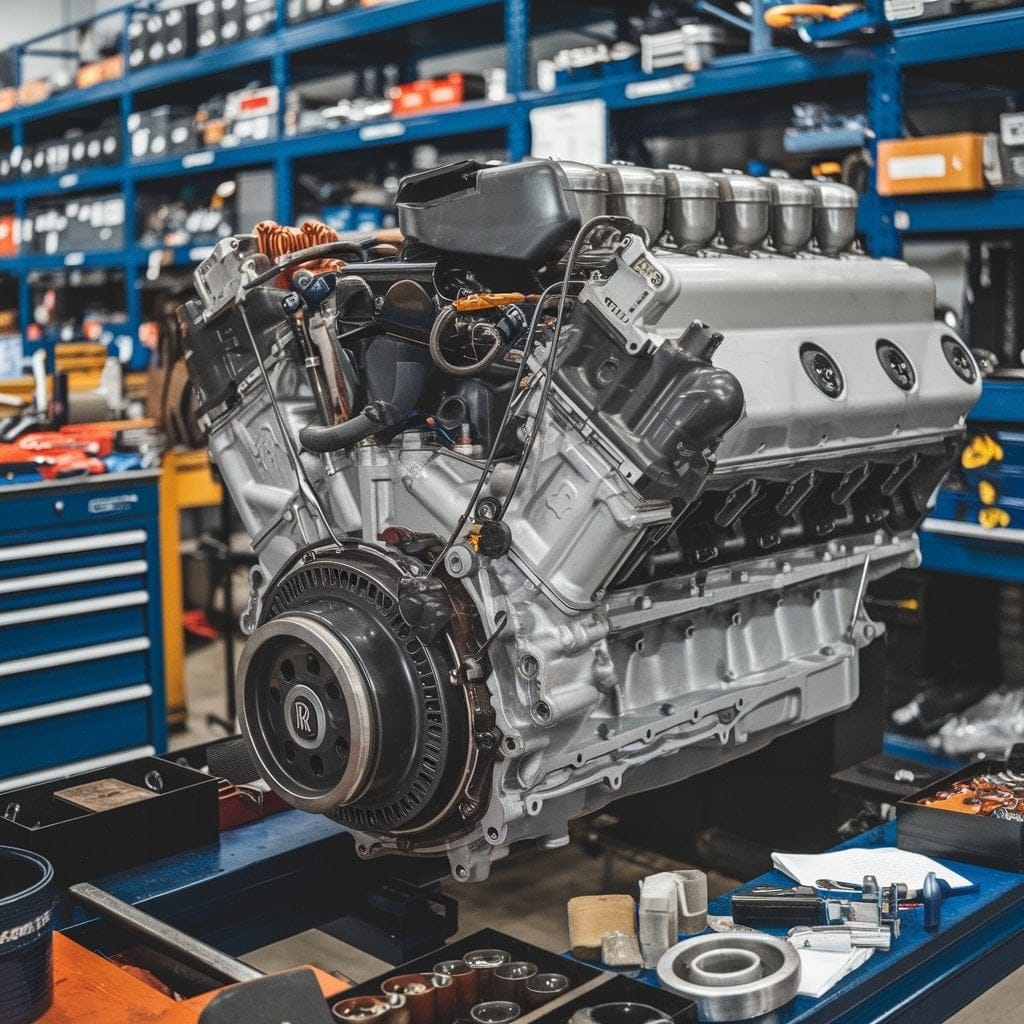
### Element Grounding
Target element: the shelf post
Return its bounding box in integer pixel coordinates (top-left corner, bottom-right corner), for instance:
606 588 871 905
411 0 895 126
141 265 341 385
863 42 903 259
505 0 531 160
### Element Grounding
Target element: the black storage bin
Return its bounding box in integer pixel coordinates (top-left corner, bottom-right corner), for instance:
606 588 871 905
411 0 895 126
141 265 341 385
897 759 1024 873
334 928 697 1023
0 756 219 884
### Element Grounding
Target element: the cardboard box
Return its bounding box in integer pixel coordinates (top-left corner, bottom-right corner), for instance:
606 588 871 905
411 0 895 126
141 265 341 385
877 133 989 196
17 78 51 106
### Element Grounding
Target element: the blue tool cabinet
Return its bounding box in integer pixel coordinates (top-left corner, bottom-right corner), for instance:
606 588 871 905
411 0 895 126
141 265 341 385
0 470 166 791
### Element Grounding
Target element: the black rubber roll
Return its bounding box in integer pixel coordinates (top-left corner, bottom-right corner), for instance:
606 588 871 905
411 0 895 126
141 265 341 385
0 846 55 1024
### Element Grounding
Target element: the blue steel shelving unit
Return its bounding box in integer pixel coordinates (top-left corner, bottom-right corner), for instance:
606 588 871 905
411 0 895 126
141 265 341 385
1 0 1023 355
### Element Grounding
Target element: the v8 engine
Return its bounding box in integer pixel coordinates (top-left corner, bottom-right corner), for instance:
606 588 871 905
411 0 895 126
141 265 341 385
179 159 979 880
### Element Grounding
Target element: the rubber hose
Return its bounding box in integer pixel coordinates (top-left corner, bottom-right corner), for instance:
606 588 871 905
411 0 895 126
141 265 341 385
429 305 502 378
299 410 380 453
0 846 56 1024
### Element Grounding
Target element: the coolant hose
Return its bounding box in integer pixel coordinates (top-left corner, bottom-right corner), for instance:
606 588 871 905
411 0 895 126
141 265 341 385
0 846 55 1024
299 334 431 453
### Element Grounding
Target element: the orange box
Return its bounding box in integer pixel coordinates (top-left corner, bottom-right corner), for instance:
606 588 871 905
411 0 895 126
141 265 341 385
0 215 17 257
76 54 122 90
18 78 51 106
877 133 988 196
0 87 14 112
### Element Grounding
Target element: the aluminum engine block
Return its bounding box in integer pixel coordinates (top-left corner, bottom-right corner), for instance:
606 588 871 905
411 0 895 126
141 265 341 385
178 160 980 879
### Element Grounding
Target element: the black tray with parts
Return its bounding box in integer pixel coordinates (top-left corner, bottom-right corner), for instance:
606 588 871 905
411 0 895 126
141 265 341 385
897 758 1024 873
0 755 219 884
331 927 697 1023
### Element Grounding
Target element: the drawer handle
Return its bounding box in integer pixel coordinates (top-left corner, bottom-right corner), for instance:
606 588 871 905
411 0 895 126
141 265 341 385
0 530 148 564
0 637 150 678
0 560 149 596
922 517 1024 546
0 684 153 727
0 591 149 629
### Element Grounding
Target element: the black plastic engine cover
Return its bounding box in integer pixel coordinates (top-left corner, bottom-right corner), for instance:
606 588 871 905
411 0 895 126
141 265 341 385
554 306 745 501
397 160 582 266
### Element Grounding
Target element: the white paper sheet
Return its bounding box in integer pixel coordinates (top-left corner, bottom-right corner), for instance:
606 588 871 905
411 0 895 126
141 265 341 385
771 847 973 893
794 946 874 998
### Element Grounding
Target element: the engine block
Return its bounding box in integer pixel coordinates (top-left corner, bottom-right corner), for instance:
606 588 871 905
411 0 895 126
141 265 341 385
178 160 979 879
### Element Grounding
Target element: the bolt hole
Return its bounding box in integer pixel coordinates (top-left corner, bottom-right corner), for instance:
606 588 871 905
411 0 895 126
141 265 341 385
325 679 341 701
335 736 349 758
691 709 701 722
813 589 822 601
597 723 610 740
310 755 325 777
660 703 675 716
731 612 742 626
306 654 320 676
644 729 653 742
532 700 551 724
283 740 295 762
574 753 584 765
505 737 516 751
635 638 645 652
280 658 295 682
486 827 499 841
455 865 468 880
519 654 539 678
357 845 368 856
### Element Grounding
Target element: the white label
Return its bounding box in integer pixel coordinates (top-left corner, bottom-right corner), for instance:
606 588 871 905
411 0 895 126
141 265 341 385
58 173 79 189
530 99 607 165
359 122 406 142
887 154 946 180
624 74 694 100
1001 112 1024 147
181 151 216 169
88 494 140 515
64 251 85 267
894 210 910 230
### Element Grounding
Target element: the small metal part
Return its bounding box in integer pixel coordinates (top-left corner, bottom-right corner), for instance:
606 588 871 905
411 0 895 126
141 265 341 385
430 973 456 1023
463 950 511 1002
470 1001 520 1024
657 933 800 1022
569 1004 672 1024
382 973 435 1024
434 960 478 1015
3 801 20 821
445 544 478 579
492 962 537 1004
144 769 165 793
788 924 891 952
524 973 570 1008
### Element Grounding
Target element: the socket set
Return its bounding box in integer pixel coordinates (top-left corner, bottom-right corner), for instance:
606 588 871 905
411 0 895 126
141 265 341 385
197 0 277 50
129 106 199 162
0 126 121 182
331 929 697 1024
24 195 126 255
128 5 196 69
287 0 358 24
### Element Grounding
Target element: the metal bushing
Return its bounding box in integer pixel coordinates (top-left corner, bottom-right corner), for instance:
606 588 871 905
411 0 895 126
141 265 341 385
656 934 800 1022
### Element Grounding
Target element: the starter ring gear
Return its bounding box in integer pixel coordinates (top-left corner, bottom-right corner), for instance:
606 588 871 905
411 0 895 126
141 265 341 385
238 549 476 836
656 933 800 1022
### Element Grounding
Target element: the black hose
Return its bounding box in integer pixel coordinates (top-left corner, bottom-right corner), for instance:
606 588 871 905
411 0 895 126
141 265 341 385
0 846 55 1024
300 410 381 453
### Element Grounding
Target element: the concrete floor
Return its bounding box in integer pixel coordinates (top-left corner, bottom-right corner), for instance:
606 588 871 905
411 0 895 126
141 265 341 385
173 633 1024 1019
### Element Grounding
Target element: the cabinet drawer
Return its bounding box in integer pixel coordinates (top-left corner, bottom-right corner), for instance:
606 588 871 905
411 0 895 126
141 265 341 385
0 591 149 660
0 696 153 781
0 478 158 540
0 638 150 712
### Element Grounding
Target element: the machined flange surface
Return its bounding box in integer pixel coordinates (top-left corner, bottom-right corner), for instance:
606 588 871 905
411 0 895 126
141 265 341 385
656 933 800 1022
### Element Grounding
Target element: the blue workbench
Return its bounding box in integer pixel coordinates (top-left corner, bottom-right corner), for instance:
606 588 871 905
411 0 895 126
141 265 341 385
59 808 454 964
57 804 1024 1021
630 819 1024 1023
